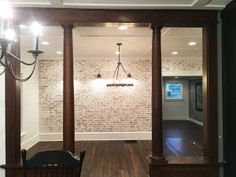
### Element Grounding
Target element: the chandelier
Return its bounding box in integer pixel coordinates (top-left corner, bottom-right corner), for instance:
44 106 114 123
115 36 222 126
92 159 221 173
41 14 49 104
0 1 43 82
106 43 133 87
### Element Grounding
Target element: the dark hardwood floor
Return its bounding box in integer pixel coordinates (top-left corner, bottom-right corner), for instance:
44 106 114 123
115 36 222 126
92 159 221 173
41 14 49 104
163 120 203 156
27 121 203 177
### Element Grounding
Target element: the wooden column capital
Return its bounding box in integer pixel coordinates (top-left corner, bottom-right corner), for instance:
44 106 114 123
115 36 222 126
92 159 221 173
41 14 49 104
61 23 74 30
150 23 163 30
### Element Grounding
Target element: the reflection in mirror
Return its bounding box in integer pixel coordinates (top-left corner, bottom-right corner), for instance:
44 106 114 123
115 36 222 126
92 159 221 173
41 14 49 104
162 27 203 157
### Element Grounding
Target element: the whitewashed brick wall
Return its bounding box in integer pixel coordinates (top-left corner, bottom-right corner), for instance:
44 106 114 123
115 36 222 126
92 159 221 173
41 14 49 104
39 59 152 133
162 58 202 76
39 58 202 133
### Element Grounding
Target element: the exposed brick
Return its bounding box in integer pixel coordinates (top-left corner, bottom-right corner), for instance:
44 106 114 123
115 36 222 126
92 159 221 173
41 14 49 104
39 58 201 133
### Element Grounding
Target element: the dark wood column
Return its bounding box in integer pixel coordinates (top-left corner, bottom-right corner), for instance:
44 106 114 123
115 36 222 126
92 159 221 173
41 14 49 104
62 24 75 153
202 23 218 162
149 24 167 165
5 27 21 177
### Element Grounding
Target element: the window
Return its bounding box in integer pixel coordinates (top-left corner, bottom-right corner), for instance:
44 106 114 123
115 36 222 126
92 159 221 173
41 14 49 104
165 82 183 101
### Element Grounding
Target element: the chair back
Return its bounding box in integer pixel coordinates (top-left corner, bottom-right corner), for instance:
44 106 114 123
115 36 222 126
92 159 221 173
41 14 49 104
21 149 85 177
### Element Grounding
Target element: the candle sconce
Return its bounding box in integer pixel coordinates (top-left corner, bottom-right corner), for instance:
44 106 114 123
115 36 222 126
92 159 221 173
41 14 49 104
0 2 43 82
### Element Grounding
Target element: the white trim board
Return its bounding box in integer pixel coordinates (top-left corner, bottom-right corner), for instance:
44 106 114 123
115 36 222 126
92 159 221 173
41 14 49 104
21 134 40 150
21 119 203 149
39 132 152 142
163 117 203 126
189 118 203 126
163 117 189 121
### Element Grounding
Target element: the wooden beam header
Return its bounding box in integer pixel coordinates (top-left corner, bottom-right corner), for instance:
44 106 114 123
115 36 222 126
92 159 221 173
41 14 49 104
13 8 218 26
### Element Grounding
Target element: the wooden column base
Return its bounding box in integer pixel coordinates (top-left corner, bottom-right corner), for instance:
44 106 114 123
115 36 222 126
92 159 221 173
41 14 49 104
148 157 219 177
148 153 168 165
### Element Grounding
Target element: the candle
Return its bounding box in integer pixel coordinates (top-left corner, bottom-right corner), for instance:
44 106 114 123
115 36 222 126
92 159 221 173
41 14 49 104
0 19 7 39
0 1 12 38
35 35 39 51
0 19 4 38
31 21 42 50
33 35 39 51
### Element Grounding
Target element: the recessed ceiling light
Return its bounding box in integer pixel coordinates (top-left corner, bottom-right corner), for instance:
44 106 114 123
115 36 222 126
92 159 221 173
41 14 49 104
188 41 197 46
19 25 27 29
172 51 178 55
56 51 63 55
174 77 179 79
118 25 128 31
42 41 50 45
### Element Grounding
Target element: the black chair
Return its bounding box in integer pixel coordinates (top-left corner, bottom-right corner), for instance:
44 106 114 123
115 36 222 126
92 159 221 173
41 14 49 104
21 149 85 177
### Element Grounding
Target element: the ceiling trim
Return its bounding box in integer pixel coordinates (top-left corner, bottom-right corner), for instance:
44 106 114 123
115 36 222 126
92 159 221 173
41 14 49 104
50 0 63 6
63 3 194 8
205 4 226 8
9 0 229 9
62 0 226 10
10 2 51 6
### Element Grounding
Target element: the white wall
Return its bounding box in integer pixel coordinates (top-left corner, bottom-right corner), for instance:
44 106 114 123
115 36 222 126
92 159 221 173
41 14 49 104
0 74 5 177
163 78 190 120
21 63 40 149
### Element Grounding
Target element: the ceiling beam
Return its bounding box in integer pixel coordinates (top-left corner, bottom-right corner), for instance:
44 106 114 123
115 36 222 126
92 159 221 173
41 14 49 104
13 8 218 26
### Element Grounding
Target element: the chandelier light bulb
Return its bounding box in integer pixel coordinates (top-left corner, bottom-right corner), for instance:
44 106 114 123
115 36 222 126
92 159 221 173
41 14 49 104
19 24 27 29
30 21 43 36
0 1 12 19
4 28 15 41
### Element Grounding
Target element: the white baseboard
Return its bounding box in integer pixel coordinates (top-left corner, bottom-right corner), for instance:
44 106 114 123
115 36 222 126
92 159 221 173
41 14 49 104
189 118 203 126
21 132 26 137
163 72 202 77
163 117 189 121
39 133 62 141
22 119 203 148
39 132 152 142
21 134 40 150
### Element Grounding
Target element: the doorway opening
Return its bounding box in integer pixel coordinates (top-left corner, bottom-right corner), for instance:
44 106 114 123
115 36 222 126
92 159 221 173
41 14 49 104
20 25 204 176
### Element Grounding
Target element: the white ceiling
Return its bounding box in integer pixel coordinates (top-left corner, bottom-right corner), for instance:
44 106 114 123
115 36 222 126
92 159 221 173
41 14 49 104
20 25 202 61
8 0 232 9
14 0 216 75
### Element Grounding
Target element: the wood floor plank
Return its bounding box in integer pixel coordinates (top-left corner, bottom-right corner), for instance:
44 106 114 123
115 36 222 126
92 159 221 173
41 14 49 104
26 121 203 177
